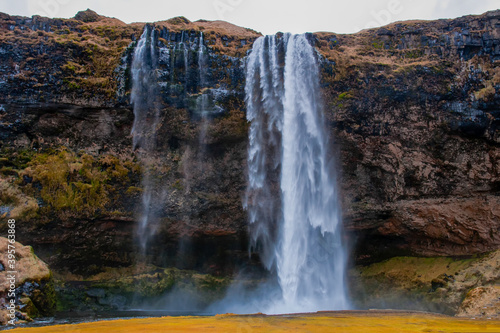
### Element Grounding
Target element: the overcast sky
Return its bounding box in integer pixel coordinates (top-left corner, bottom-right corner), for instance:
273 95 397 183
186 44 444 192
0 0 498 35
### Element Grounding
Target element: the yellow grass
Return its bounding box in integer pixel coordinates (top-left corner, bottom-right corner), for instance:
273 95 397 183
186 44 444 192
7 311 500 332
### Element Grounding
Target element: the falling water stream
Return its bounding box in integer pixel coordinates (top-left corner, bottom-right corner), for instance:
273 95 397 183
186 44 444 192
197 32 210 146
130 25 163 253
244 34 349 313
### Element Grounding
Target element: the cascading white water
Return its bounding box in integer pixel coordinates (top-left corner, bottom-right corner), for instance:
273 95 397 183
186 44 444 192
130 25 162 252
181 31 189 82
245 34 349 313
198 32 207 87
131 25 158 151
244 35 283 270
197 32 211 145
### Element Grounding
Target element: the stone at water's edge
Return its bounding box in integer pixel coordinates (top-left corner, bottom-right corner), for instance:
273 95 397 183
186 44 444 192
457 286 500 319
0 237 55 325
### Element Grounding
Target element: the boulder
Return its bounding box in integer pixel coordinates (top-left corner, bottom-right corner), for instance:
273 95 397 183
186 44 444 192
74 9 102 23
457 286 500 319
0 237 55 326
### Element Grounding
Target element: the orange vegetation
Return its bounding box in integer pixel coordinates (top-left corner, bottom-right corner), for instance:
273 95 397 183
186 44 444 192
7 311 500 332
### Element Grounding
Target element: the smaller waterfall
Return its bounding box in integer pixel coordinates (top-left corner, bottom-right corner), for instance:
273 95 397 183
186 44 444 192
130 25 163 253
198 32 207 87
197 32 211 146
131 25 158 151
181 31 189 84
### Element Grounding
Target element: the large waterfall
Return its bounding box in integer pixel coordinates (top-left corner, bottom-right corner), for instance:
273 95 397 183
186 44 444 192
245 34 349 313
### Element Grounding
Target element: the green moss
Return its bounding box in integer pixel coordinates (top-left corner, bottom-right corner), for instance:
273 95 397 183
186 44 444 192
62 62 77 73
0 148 37 170
171 179 184 191
336 91 354 108
0 166 18 176
20 297 40 318
193 274 230 292
54 265 233 313
350 255 482 314
32 278 56 316
372 40 384 49
126 186 143 195
23 150 104 214
404 49 424 59
66 80 81 90
360 256 474 284
337 91 354 101
20 149 137 218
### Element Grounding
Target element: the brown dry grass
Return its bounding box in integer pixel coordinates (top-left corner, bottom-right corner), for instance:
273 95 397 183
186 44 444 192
152 17 261 56
0 178 38 219
0 238 51 286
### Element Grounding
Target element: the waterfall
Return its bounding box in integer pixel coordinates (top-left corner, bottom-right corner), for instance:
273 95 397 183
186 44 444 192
131 25 158 151
244 34 349 313
197 32 210 145
181 31 189 84
198 32 207 87
244 35 283 270
130 25 163 252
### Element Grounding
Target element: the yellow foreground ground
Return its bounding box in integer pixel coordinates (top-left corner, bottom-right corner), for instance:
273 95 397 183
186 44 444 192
7 311 500 333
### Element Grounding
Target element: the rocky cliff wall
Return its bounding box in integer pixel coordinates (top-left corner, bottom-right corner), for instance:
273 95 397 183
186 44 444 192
315 10 500 261
0 9 498 276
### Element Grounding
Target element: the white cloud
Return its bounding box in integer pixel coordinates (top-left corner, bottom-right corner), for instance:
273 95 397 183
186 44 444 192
0 0 497 35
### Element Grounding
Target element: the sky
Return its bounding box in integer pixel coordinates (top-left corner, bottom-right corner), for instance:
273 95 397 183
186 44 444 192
0 0 498 35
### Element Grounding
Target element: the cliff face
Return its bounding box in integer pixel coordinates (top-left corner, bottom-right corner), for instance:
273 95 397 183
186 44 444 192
0 9 499 277
316 11 500 261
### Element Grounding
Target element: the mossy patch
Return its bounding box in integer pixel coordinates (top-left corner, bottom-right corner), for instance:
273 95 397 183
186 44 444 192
359 256 474 288
0 147 141 221
22 149 110 216
54 265 232 312
350 251 500 315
